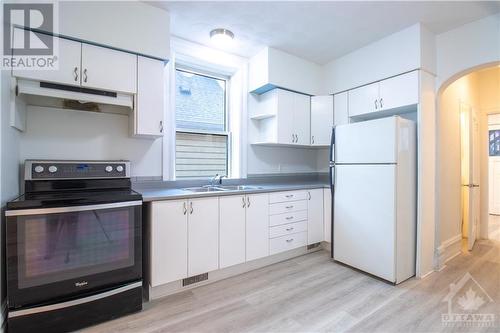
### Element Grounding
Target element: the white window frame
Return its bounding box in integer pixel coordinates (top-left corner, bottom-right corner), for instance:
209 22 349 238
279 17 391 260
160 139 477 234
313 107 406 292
174 65 232 179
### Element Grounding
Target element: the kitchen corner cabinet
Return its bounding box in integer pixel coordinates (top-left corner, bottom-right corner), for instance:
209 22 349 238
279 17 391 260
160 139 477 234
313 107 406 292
333 92 349 127
246 193 270 261
311 95 333 146
307 189 324 244
348 71 418 118
133 56 165 137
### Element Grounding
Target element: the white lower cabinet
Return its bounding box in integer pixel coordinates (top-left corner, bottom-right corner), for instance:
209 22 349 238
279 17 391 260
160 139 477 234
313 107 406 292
307 189 324 244
246 193 270 261
219 195 246 268
188 197 219 276
150 200 188 287
323 188 332 243
270 232 307 255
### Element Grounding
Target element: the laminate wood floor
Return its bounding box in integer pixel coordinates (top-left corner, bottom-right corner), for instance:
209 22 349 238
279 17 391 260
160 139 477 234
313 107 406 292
82 240 500 333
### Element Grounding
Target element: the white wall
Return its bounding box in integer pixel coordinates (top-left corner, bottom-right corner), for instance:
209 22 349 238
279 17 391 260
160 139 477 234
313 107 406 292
321 23 436 94
19 107 163 178
436 13 500 91
59 1 170 59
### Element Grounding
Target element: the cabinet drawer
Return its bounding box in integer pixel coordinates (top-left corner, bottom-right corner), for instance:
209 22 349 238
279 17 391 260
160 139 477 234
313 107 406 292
269 221 307 239
269 200 307 215
269 191 307 203
269 210 308 227
269 232 307 255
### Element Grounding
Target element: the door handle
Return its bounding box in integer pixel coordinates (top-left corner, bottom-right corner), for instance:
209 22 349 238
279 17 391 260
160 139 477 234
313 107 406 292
286 216 294 220
73 67 78 81
379 98 383 108
308 191 311 200
83 69 88 83
286 238 294 243
247 197 250 207
285 205 294 209
291 134 295 143
296 134 299 143
183 202 187 215
190 202 193 214
159 121 163 133
286 227 294 231
242 196 246 208
374 99 378 109
311 135 315 144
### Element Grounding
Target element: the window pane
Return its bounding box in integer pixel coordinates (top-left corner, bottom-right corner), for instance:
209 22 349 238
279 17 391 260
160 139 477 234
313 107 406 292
175 132 228 179
175 69 226 131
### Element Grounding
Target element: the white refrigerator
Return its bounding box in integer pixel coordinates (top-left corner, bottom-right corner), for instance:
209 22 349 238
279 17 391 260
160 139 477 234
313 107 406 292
330 116 416 284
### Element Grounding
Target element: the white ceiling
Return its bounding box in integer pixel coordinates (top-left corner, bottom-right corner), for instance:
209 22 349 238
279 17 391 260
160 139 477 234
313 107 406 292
149 1 500 65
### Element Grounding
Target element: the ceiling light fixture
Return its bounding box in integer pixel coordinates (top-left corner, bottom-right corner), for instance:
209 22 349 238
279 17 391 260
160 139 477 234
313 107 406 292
209 28 234 47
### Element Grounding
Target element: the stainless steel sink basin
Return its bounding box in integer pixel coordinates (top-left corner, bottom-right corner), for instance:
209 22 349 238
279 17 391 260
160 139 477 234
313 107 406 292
215 185 264 191
182 186 227 193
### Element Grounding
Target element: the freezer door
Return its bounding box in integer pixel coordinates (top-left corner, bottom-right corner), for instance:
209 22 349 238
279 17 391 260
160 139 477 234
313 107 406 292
336 116 398 164
333 164 396 282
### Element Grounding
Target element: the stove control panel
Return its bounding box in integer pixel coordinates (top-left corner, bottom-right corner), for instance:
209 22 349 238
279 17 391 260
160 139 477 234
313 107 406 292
25 160 130 180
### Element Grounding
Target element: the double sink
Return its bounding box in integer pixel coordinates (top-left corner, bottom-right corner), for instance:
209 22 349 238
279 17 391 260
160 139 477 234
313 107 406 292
182 185 263 193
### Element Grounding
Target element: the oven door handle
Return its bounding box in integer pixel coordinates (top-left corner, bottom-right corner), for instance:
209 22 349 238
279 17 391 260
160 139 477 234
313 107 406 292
5 200 143 217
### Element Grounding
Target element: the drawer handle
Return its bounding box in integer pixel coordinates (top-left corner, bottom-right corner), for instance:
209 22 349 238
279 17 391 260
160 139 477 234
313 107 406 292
285 195 294 198
286 238 294 243
286 227 294 231
285 205 294 209
286 216 294 220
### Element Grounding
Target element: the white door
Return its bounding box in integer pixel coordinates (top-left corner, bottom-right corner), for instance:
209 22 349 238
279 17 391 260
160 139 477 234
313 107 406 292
336 117 397 164
348 82 379 118
461 103 480 251
311 95 333 146
81 43 137 93
150 200 188 286
378 71 419 111
334 164 396 282
219 195 246 268
333 92 349 127
188 197 219 276
13 32 82 87
246 193 269 261
135 56 165 136
277 89 295 144
307 189 324 244
294 93 311 145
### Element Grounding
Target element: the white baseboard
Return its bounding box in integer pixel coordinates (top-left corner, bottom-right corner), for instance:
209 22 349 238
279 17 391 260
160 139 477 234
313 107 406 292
149 246 322 300
436 234 463 270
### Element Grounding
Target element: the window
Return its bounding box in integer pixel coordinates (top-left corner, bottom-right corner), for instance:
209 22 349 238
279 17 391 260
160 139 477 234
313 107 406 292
175 68 229 179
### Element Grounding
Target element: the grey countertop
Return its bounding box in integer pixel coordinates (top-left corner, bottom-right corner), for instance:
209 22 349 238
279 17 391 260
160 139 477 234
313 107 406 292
134 180 330 202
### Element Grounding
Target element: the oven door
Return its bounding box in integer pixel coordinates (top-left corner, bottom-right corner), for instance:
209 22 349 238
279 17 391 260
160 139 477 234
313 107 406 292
6 201 142 309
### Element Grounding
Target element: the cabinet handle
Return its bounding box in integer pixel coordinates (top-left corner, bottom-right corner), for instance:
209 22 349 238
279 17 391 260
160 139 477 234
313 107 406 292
73 67 78 81
285 205 294 209
286 238 294 243
379 98 383 108
247 197 250 207
242 196 246 208
311 136 314 144
183 202 187 215
286 216 294 220
374 99 378 109
190 202 193 214
296 134 299 143
83 68 88 83
286 227 294 231
159 121 163 133
285 194 294 198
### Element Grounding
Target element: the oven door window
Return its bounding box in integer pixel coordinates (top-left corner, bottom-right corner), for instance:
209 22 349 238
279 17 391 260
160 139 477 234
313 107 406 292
17 206 135 289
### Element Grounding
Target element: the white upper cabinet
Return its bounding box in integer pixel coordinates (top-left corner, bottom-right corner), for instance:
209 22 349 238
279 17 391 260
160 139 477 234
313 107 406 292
293 93 311 145
134 56 165 137
276 89 295 144
311 95 333 146
81 44 137 94
348 71 419 119
378 71 418 111
348 82 379 118
12 33 82 87
219 195 246 269
333 92 349 127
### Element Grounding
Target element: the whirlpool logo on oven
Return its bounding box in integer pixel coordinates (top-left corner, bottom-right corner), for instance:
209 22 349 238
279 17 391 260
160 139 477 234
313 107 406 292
75 281 89 287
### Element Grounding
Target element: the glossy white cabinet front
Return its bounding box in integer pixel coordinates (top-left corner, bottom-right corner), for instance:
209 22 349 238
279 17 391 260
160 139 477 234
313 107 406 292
311 95 333 146
307 189 324 244
219 195 246 268
246 193 270 261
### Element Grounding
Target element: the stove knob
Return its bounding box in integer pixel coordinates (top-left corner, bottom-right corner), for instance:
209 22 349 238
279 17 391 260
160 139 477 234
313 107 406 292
105 165 113 173
48 166 58 173
116 165 124 173
34 165 44 173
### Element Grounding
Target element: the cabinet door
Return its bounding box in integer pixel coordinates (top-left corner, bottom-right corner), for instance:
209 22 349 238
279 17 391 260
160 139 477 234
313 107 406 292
135 56 165 137
150 200 188 286
323 189 332 243
12 33 82 87
246 193 269 261
294 93 311 145
276 89 295 144
81 43 137 93
311 95 333 146
348 82 379 118
379 71 418 111
219 195 246 268
188 197 219 276
333 92 349 126
307 189 324 244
